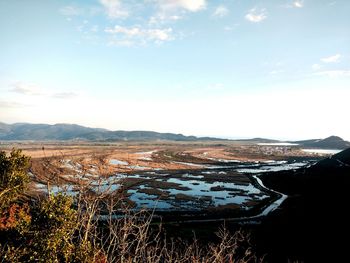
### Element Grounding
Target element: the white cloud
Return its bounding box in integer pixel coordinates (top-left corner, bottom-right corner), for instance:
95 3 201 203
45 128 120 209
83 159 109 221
0 101 29 108
99 0 128 19
52 92 78 99
312 64 322 70
10 83 44 96
9 82 79 99
321 54 341 63
293 0 304 8
149 14 182 25
269 70 284 75
60 5 82 16
212 5 229 18
245 8 267 23
107 39 135 47
105 26 140 37
155 0 206 12
105 25 174 45
148 0 205 25
224 24 239 31
147 28 173 41
315 70 350 78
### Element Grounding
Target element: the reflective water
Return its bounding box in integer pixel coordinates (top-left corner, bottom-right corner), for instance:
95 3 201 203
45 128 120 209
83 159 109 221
34 159 313 213
302 149 342 154
109 159 129 165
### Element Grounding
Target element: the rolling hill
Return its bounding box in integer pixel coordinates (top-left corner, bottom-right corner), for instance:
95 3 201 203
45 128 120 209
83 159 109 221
1 122 349 147
0 122 223 141
292 135 350 149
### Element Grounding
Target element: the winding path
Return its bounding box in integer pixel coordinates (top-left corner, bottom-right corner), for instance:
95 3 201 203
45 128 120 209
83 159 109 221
174 174 288 224
252 175 288 217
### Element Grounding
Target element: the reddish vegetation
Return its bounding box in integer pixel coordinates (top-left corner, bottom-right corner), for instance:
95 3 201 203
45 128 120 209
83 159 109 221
0 203 31 231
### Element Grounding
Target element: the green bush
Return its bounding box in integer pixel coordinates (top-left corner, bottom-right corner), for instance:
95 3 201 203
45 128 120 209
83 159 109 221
0 149 31 234
0 149 97 262
28 194 77 262
0 149 30 211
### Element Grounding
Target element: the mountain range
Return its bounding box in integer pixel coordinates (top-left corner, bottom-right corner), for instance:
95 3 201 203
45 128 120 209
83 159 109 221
0 122 349 149
0 122 223 142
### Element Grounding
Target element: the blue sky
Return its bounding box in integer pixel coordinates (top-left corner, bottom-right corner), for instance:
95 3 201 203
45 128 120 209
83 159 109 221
1 0 350 140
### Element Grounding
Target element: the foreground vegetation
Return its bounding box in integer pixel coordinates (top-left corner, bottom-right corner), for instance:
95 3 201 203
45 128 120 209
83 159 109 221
0 149 260 263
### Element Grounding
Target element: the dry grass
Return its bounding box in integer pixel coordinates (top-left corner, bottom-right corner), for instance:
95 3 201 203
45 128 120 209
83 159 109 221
0 141 319 174
72 190 261 263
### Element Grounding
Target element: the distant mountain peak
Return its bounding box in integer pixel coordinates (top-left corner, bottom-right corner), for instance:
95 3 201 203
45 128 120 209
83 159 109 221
323 135 344 141
294 136 350 150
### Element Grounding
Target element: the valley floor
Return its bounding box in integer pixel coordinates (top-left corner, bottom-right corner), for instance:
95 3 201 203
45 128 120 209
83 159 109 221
1 141 348 262
1 140 323 220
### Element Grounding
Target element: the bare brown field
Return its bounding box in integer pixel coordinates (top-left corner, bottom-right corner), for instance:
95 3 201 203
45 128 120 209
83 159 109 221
0 140 320 169
0 141 322 189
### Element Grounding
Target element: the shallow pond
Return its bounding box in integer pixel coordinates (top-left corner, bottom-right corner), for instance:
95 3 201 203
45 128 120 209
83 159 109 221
34 159 314 214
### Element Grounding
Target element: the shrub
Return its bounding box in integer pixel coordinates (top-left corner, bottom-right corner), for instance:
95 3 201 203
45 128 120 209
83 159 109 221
0 149 30 211
28 194 78 262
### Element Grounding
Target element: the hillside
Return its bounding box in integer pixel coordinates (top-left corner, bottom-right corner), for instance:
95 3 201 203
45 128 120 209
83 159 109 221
260 147 350 195
311 147 350 170
236 136 350 148
293 135 350 149
257 147 350 262
0 122 223 142
235 137 281 143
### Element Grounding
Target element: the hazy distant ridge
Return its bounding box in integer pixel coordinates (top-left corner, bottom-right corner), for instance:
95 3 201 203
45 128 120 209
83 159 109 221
1 123 349 147
0 122 223 141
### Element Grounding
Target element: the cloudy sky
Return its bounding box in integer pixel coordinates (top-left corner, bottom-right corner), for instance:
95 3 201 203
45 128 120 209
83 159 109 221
1 0 350 140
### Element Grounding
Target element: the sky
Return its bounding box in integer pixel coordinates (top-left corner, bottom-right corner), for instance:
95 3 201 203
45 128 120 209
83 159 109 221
1 0 350 141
